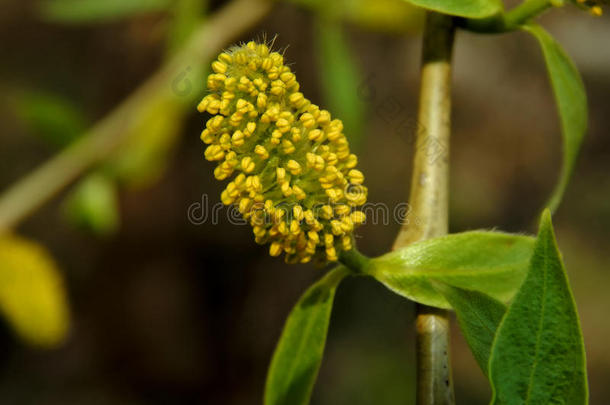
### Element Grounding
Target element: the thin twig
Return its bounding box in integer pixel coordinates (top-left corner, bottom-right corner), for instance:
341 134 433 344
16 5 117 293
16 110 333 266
0 0 272 233
392 12 456 405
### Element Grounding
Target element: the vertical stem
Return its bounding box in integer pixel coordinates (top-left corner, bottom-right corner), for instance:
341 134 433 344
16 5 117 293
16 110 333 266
392 12 455 405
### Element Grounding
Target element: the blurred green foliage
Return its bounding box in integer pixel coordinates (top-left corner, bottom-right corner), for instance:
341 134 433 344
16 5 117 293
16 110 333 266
39 0 174 24
29 0 209 235
105 95 186 189
315 18 365 150
166 0 209 55
287 0 423 33
13 90 87 147
63 173 120 235
0 234 70 347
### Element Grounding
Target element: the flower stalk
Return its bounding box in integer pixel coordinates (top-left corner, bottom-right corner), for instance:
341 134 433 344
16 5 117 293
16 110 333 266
392 12 455 405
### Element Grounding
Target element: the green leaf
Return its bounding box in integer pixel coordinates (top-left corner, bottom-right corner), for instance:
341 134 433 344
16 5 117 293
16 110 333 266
523 24 588 213
434 283 505 375
64 173 120 235
265 266 349 405
0 234 70 347
367 231 535 308
314 18 366 150
14 90 87 147
400 0 503 18
39 0 173 24
489 210 588 404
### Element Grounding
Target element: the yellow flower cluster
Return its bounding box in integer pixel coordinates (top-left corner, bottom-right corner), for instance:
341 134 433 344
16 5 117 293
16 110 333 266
198 41 367 264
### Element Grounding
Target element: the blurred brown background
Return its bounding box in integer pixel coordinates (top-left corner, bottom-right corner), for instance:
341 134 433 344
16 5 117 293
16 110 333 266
0 0 609 404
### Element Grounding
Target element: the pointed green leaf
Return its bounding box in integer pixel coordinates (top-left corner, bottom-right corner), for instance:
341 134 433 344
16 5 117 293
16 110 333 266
367 231 535 308
265 266 349 405
489 210 588 404
400 0 503 18
314 18 365 150
434 283 505 375
523 24 588 213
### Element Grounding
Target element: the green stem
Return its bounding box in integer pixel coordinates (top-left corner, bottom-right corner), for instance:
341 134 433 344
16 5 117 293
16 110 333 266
458 0 553 33
338 246 371 274
392 12 455 405
0 0 272 233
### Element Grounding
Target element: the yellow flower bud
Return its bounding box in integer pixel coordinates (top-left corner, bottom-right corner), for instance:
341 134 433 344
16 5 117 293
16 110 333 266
286 160 302 175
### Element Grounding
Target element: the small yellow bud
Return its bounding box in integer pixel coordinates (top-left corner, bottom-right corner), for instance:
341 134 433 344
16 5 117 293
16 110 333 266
280 182 293 197
204 145 224 161
241 157 255 173
286 160 302 175
321 205 333 219
289 220 300 235
212 61 227 74
342 235 352 250
221 190 234 205
218 53 232 64
308 129 323 142
330 220 343 235
292 185 306 200
348 169 365 185
334 204 351 217
351 211 366 224
269 242 282 257
300 113 316 128
239 198 252 214
254 145 269 159
281 139 295 154
293 205 304 221
326 247 338 262
200 129 214 144
231 130 245 147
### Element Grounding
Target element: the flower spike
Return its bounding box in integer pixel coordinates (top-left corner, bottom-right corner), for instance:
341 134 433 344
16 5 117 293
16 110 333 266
198 40 367 264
